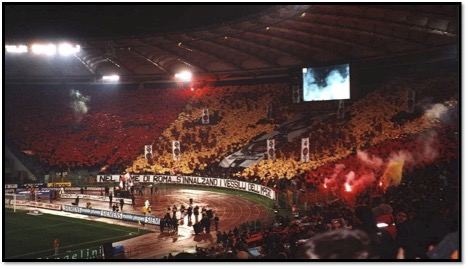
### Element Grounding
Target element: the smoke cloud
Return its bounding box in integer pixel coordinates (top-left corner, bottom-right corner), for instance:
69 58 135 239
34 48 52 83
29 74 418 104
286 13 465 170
424 103 449 121
357 150 384 168
324 163 346 185
327 129 441 195
348 129 440 192
412 130 439 167
69 89 90 123
319 95 455 197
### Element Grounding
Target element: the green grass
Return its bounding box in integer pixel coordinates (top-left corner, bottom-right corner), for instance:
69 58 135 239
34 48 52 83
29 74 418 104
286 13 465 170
4 185 284 259
4 208 153 260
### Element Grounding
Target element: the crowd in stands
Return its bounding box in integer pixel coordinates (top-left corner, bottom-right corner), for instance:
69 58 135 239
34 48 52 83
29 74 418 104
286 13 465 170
5 87 192 174
154 72 458 259
166 158 458 259
239 73 458 182
128 83 294 175
6 69 459 259
7 73 457 186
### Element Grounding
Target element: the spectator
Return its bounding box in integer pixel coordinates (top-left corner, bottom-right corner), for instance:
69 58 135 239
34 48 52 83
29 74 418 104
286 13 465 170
296 229 378 259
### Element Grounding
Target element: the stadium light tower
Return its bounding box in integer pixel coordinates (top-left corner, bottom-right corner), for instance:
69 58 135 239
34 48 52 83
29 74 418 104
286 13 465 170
31 44 57 55
102 75 120 82
58 43 80 56
5 45 28 53
175 71 192 82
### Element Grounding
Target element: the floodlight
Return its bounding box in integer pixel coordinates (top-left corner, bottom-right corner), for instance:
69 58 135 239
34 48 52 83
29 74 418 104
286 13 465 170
59 43 80 56
102 75 120 82
32 44 56 55
5 45 28 53
175 71 192 82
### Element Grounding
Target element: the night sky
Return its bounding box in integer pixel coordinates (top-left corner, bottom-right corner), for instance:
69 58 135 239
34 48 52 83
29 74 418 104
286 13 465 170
4 4 274 41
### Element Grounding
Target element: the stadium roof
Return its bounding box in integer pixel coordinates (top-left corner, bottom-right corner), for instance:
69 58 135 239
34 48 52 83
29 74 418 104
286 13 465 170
4 4 459 84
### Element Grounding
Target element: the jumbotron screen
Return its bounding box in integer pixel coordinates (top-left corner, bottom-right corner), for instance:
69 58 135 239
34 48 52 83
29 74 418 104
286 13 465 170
302 64 350 101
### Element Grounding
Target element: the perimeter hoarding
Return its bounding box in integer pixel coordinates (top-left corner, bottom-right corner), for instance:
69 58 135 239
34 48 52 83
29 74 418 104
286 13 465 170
97 175 276 200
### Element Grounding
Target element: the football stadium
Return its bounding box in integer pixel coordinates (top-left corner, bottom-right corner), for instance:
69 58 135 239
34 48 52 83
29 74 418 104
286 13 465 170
3 4 460 261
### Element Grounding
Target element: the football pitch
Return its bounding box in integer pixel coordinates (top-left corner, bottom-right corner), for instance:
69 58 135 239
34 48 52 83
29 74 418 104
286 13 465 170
4 208 152 260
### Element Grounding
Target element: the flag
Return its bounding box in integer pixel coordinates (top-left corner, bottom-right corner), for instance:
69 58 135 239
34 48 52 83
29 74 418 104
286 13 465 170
267 139 275 160
266 104 273 119
381 159 404 189
301 137 309 162
337 100 345 119
202 108 209 124
173 140 181 161
292 85 300 103
144 145 153 162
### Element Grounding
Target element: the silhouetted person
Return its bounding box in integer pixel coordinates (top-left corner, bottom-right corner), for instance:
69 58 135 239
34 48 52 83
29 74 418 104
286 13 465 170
131 194 135 207
214 214 220 231
296 229 378 259
120 198 124 211
194 205 200 223
187 206 193 222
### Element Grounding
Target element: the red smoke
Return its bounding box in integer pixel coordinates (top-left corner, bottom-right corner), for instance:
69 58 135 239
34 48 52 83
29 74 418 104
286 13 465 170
317 128 445 198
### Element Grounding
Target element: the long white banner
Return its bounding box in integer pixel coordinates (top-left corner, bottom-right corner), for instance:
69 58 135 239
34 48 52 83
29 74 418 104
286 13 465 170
60 194 132 204
62 205 160 225
96 175 276 201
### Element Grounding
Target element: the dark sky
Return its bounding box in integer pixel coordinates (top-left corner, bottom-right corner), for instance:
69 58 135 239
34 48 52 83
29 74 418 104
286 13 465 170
4 4 274 41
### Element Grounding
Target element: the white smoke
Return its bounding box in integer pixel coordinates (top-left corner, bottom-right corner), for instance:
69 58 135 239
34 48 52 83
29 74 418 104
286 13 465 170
425 103 448 121
355 131 439 189
357 150 384 168
415 130 439 165
317 100 449 195
324 163 346 185
344 170 377 193
70 89 90 123
345 170 355 184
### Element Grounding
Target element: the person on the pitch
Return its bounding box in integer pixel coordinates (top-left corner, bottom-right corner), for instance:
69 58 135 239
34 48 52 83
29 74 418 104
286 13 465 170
194 205 200 223
187 205 193 223
214 214 220 231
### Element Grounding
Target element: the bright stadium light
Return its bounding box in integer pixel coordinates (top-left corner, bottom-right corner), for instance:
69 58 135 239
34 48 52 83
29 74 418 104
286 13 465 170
58 43 80 56
175 71 192 82
5 45 28 53
102 75 120 82
32 44 57 55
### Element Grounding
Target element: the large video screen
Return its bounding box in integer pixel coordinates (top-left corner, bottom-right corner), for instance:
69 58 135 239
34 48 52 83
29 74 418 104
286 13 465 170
303 64 350 101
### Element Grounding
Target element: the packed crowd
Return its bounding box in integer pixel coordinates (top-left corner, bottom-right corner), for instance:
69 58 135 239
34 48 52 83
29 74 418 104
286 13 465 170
6 72 457 185
167 159 458 259
239 73 458 181
6 68 459 259
5 86 192 173
128 83 293 175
